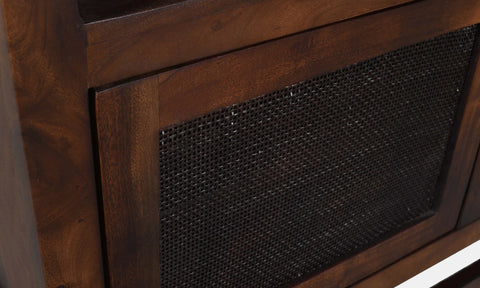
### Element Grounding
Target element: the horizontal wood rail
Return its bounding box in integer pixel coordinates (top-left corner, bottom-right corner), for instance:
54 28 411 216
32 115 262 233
86 0 416 87
86 0 480 88
353 219 480 288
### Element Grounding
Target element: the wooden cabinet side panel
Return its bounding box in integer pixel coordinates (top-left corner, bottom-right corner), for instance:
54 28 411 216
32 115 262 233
0 1 45 286
1 0 105 287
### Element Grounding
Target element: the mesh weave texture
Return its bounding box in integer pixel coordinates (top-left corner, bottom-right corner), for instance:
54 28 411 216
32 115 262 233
159 25 478 288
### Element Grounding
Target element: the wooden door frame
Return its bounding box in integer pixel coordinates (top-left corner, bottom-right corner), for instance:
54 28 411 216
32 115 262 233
95 2 480 286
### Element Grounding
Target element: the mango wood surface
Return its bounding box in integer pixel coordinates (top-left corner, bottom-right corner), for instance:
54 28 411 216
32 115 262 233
96 80 162 288
0 1 45 287
353 219 480 288
1 0 105 287
122 0 480 130
86 0 415 87
95 6 480 286
458 147 480 228
2 0 480 287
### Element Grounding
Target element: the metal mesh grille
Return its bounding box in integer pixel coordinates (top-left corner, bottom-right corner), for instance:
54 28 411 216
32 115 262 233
159 25 478 288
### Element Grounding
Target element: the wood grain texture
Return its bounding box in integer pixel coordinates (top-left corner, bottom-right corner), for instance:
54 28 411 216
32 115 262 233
86 0 416 87
458 147 480 227
124 0 480 130
353 219 480 288
96 78 163 288
95 4 480 285
0 1 45 286
1 0 105 287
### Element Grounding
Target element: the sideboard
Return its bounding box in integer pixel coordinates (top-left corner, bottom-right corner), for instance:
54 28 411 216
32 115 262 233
1 0 480 287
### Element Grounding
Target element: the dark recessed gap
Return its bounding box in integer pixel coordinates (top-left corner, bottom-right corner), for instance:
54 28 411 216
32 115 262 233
78 0 187 23
87 87 112 288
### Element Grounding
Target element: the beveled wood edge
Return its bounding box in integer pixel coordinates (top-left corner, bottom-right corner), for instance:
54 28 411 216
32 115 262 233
95 79 164 287
353 219 480 288
86 0 417 87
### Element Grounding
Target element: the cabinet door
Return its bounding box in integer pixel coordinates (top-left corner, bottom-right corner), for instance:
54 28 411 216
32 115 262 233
95 22 480 288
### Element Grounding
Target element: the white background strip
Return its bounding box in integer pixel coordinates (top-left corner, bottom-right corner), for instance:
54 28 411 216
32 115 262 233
396 240 480 287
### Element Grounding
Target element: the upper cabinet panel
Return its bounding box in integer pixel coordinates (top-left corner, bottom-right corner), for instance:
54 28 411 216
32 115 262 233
84 0 417 87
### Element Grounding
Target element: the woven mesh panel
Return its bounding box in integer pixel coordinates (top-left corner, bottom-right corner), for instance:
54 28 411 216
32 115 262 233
159 25 478 288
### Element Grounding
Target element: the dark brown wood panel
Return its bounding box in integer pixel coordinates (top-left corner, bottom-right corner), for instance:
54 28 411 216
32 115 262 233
465 277 480 288
1 0 105 287
86 0 416 87
353 219 480 288
96 78 164 288
0 1 45 287
96 6 480 286
458 147 480 228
